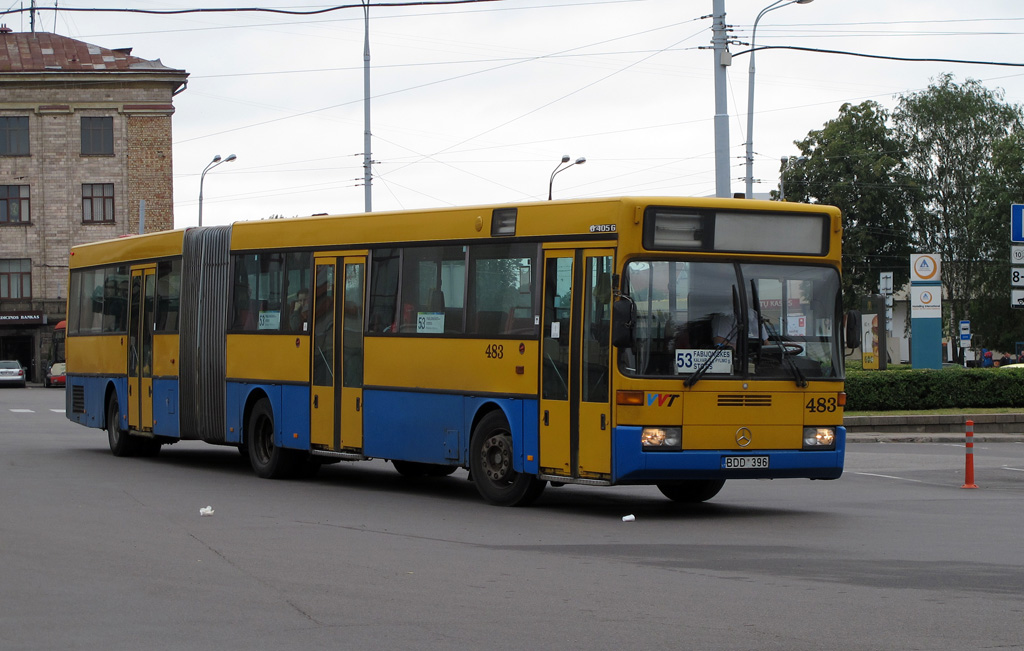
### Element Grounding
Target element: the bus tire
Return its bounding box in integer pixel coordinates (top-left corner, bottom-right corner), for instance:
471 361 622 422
107 394 135 457
657 479 726 503
247 397 298 479
469 411 546 506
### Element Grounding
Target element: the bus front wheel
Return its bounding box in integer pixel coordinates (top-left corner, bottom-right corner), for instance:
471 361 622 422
469 411 545 506
247 397 298 479
657 479 726 503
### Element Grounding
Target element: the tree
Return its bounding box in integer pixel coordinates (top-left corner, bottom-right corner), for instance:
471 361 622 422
893 74 1024 354
780 101 918 310
972 127 1024 352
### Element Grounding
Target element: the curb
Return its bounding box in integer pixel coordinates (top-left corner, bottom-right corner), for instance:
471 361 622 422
847 432 1024 444
844 413 1024 436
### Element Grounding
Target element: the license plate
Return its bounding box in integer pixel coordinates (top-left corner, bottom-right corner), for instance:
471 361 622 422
722 455 769 469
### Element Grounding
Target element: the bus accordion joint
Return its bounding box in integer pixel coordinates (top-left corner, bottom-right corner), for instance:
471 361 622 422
616 390 644 406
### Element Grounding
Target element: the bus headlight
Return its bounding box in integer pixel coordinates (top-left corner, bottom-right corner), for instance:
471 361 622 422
642 427 681 450
803 427 835 449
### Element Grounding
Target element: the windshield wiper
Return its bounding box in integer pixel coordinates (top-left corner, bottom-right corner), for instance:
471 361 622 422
684 287 740 388
750 279 806 387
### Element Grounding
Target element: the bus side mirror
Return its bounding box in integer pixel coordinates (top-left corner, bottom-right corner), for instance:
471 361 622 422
611 299 634 348
845 310 862 350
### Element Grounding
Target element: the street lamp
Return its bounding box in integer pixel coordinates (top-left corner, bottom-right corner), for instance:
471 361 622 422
548 155 586 200
744 0 813 199
778 155 807 201
198 153 237 227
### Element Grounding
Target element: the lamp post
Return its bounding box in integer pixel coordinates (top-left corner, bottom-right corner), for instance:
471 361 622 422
778 155 807 201
198 153 237 227
744 0 813 199
548 155 586 200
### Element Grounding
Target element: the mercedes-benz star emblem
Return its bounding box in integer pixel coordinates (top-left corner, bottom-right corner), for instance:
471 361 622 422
735 427 752 447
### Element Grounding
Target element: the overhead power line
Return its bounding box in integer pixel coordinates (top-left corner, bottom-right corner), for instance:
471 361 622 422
736 45 1024 69
0 1 504 17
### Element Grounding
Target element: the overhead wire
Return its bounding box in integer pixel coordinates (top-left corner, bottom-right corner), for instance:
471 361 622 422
32 2 1024 209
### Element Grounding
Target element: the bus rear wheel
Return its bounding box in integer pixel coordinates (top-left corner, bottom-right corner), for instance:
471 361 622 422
470 411 545 506
247 397 299 479
657 479 726 503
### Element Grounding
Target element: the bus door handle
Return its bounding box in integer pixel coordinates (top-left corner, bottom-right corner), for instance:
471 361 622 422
601 414 606 430
313 395 318 409
356 397 361 412
148 386 152 397
543 410 549 426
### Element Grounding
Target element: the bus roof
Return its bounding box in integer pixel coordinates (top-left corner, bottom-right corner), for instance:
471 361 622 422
67 196 841 266
228 196 839 252
70 228 186 269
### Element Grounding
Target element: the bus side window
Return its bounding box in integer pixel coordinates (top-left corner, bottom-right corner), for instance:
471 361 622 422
368 249 400 333
468 243 538 338
155 259 181 332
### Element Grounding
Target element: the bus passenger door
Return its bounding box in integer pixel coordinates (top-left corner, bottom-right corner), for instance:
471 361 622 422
310 261 336 449
540 251 574 475
539 249 613 479
339 258 365 450
577 251 613 478
310 255 364 452
127 266 156 431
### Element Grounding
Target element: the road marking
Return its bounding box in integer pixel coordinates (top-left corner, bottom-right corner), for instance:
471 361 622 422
50 409 65 413
852 472 923 483
10 409 34 413
1002 466 1024 473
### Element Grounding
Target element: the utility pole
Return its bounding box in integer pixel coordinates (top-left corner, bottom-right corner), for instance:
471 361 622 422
362 0 373 213
711 0 732 198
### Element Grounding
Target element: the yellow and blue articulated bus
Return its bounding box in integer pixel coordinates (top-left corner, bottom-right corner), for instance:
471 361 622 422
66 196 847 505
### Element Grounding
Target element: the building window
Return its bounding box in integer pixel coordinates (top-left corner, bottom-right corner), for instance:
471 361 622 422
0 259 31 300
0 117 29 156
81 116 113 156
82 184 115 223
0 186 30 224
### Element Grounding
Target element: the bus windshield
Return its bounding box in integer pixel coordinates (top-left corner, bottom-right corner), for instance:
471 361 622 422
52 321 66 364
621 259 842 381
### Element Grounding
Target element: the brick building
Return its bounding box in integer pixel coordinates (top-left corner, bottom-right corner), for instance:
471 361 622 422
0 29 188 382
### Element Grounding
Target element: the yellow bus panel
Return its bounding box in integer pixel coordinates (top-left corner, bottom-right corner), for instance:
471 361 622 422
66 335 126 375
226 335 310 383
364 338 539 395
681 424 800 450
153 334 179 378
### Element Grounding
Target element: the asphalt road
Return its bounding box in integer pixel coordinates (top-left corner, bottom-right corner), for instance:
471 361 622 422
2 386 1023 650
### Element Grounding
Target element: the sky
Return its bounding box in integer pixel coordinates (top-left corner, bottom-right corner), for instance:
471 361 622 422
5 0 1024 228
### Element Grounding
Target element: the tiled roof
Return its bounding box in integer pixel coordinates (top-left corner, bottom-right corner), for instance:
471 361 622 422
0 30 183 73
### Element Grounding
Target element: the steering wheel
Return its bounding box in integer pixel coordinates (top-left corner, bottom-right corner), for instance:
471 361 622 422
761 342 804 356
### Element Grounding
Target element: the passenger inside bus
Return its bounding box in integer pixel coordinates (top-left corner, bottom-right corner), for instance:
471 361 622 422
289 288 310 332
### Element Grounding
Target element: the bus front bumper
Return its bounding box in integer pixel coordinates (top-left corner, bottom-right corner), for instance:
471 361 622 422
611 425 846 484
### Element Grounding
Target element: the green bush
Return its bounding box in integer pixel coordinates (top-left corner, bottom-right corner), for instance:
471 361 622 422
845 366 1024 411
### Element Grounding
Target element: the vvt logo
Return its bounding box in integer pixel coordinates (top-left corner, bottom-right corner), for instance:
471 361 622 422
647 393 680 407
